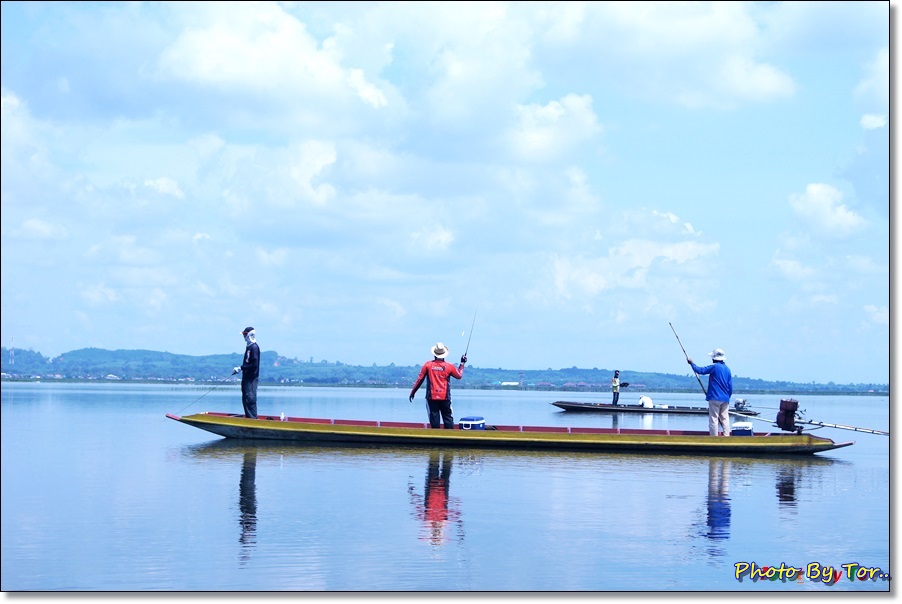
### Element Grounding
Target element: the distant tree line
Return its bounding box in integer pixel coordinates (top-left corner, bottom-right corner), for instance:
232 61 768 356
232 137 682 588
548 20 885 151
0 347 887 395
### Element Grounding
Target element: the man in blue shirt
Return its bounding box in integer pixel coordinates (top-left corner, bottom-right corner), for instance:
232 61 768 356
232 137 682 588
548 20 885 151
688 348 733 436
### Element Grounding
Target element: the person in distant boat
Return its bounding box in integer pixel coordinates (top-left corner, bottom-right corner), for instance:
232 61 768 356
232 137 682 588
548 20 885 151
611 370 629 405
409 342 466 429
232 326 260 419
687 348 733 436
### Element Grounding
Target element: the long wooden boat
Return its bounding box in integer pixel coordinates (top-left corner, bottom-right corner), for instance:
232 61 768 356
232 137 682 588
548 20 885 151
551 400 760 416
166 411 852 456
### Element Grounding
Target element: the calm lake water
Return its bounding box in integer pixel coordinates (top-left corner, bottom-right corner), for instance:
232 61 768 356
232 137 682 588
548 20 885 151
0 382 891 593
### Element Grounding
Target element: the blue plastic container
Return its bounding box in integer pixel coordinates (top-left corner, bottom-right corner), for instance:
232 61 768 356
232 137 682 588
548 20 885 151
731 421 754 436
459 416 485 430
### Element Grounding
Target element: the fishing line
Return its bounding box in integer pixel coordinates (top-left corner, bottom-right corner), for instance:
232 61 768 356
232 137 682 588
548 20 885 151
165 375 234 419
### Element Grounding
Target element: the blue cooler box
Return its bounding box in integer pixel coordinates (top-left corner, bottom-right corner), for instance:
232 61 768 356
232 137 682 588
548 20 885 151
459 416 485 430
732 421 753 436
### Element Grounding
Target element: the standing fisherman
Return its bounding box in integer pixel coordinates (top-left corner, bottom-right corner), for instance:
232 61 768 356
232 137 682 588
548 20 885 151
232 326 260 419
409 342 467 429
687 348 733 436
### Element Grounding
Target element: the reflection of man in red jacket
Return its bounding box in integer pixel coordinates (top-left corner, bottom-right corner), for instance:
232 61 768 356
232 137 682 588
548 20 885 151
408 451 461 546
409 342 466 429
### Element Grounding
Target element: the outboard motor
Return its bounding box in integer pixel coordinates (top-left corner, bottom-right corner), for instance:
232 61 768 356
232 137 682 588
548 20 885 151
776 398 801 433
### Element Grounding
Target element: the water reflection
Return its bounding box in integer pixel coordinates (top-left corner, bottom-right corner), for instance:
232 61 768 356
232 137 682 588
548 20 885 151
691 455 846 562
408 450 462 547
705 459 731 543
776 465 802 510
238 449 258 563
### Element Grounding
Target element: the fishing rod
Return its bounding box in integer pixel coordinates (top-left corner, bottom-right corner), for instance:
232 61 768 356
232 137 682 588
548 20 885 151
732 411 888 436
167 375 234 418
463 309 477 358
793 418 888 436
669 322 706 395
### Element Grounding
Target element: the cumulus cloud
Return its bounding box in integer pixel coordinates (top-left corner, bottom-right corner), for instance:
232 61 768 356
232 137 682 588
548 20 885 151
553 239 719 298
714 55 796 104
144 177 185 199
650 210 700 236
21 218 68 240
864 304 888 326
788 183 866 238
288 141 338 206
508 94 601 161
854 47 889 110
257 247 289 267
410 227 454 252
574 2 797 108
80 284 121 306
860 114 887 130
771 256 815 281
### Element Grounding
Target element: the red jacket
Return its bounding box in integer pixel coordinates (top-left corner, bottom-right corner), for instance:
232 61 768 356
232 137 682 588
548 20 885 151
410 359 464 401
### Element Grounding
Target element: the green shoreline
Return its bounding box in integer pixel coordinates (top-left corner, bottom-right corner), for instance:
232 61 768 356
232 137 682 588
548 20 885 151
0 377 887 397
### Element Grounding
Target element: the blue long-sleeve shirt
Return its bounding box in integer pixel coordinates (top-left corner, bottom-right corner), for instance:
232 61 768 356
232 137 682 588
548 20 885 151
690 361 732 403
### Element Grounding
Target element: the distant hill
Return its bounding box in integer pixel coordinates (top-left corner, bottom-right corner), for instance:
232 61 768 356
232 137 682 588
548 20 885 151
0 347 887 395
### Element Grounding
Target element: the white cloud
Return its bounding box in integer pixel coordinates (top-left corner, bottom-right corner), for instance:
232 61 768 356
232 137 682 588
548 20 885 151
839 254 884 275
144 177 185 199
377 297 407 320
854 47 889 110
508 94 601 161
21 218 68 240
346 68 388 109
410 227 454 252
158 3 345 96
80 284 121 306
697 54 796 107
552 239 719 298
288 141 338 206
860 114 887 130
650 210 700 236
256 247 289 267
788 183 866 238
771 256 814 281
864 304 889 326
575 2 797 108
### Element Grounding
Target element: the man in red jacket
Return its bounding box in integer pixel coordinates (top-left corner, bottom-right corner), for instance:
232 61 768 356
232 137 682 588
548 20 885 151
409 342 467 429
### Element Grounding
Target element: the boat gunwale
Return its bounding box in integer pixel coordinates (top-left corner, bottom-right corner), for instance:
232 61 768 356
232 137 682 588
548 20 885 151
167 411 852 455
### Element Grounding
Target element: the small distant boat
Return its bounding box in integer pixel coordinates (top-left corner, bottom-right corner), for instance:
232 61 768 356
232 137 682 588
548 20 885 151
166 411 850 456
551 398 760 416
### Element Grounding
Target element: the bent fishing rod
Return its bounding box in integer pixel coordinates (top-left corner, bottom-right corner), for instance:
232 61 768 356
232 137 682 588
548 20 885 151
669 322 706 395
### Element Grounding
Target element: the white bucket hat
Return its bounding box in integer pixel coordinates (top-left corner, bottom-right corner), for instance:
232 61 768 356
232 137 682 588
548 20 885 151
431 342 449 359
709 348 726 361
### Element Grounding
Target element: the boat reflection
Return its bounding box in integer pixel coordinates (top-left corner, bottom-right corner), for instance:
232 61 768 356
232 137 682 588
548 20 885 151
238 449 258 564
408 450 462 547
776 465 803 510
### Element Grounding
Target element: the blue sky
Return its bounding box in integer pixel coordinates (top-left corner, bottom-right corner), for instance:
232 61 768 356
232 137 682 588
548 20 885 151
0 2 890 385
